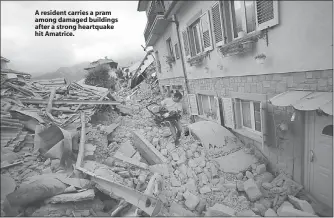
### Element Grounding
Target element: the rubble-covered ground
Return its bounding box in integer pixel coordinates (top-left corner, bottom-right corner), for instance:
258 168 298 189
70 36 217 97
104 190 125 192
1 79 332 217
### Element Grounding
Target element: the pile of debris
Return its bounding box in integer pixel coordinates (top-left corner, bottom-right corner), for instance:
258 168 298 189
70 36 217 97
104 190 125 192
1 73 331 217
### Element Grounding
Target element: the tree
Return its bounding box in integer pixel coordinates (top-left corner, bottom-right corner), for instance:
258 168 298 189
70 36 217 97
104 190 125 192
85 64 116 90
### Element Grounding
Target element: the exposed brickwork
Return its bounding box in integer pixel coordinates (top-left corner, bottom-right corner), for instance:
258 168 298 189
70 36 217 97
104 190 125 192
158 69 333 181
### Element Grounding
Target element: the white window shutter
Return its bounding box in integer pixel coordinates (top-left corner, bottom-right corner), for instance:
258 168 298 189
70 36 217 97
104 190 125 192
188 94 199 115
181 29 191 59
213 96 222 125
200 11 213 52
221 98 235 129
260 102 266 150
211 2 224 47
256 0 279 30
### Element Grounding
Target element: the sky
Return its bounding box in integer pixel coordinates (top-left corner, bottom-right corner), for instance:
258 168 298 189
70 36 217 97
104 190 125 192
1 1 148 75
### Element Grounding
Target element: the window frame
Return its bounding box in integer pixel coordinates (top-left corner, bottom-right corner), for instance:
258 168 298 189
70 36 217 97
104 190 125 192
228 0 257 40
189 19 204 56
174 43 180 59
212 0 279 45
198 94 214 118
239 99 262 134
166 37 174 58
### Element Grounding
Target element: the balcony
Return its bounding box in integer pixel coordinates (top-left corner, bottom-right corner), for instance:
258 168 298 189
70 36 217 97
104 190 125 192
144 15 169 46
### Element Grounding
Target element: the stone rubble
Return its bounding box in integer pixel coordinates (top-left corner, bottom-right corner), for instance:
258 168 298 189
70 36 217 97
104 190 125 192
1 80 321 218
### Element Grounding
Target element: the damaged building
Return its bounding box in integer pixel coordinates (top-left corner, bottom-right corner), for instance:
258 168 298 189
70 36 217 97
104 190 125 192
138 0 333 214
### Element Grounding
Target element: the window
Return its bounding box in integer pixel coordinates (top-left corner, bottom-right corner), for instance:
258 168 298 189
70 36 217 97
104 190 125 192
210 1 279 46
189 20 203 56
166 38 174 58
229 1 256 39
174 43 180 59
197 94 219 120
240 100 261 132
181 11 213 59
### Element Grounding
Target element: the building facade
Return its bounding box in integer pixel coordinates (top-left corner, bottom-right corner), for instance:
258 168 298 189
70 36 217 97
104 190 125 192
138 0 333 208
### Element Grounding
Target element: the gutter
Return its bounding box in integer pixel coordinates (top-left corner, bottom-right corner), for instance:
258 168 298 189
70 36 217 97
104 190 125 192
163 1 177 19
172 14 192 112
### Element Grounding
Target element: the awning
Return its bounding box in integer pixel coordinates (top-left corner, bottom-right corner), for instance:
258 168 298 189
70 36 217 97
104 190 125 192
269 91 333 115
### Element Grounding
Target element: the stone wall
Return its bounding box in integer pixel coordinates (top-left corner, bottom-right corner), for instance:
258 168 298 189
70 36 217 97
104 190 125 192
158 69 333 184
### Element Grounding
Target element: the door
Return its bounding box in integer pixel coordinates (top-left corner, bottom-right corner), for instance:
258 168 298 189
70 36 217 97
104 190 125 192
308 112 333 208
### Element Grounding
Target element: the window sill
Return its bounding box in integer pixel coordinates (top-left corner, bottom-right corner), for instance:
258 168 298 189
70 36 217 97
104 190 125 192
218 31 264 57
187 52 208 66
233 128 263 143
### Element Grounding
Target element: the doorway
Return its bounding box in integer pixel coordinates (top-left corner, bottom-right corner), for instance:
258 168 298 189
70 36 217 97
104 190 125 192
305 111 333 208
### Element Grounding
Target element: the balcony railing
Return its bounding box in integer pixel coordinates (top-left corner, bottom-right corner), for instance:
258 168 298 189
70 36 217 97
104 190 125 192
144 0 166 43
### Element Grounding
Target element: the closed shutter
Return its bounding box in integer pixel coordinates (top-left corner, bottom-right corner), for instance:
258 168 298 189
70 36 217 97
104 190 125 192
214 96 222 125
200 11 213 52
256 0 279 30
222 98 235 129
181 30 191 58
188 94 199 115
211 2 224 47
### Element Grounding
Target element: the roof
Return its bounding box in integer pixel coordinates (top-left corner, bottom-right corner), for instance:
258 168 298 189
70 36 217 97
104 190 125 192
1 68 31 77
1 56 10 62
137 0 149 12
269 91 333 115
85 58 118 70
33 77 67 86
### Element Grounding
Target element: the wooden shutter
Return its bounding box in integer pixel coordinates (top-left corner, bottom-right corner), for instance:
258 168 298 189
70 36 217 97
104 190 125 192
188 94 199 115
211 2 224 47
261 101 277 148
200 11 213 52
214 96 222 125
256 0 279 30
181 29 191 59
221 98 235 129
233 99 242 129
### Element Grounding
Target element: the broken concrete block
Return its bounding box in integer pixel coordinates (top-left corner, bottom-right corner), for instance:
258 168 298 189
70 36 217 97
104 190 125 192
277 201 294 214
171 152 179 161
277 205 318 217
244 179 262 202
188 159 197 168
256 164 266 175
264 208 277 216
223 182 236 190
206 203 235 216
44 189 95 204
184 178 197 192
169 202 196 216
288 195 315 214
199 185 211 194
246 171 254 179
196 199 207 214
183 191 200 210
237 181 245 191
186 150 193 158
236 173 244 180
262 182 273 190
152 138 159 146
254 172 274 184
160 149 168 156
236 209 256 217
166 142 175 151
254 203 267 216
171 177 181 187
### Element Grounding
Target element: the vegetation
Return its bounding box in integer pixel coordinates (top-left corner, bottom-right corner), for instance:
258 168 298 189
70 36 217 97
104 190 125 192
85 65 116 90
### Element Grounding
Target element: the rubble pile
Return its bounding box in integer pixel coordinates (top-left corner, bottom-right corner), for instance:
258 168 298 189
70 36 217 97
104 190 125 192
1 74 329 217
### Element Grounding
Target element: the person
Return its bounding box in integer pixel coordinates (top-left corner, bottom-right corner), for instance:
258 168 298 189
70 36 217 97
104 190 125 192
160 90 183 145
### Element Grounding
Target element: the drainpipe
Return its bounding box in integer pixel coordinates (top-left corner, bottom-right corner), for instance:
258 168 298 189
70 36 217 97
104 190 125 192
172 14 193 121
